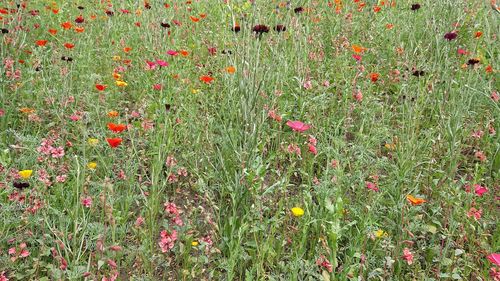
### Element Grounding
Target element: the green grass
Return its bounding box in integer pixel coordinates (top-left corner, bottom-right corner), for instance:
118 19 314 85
0 0 498 280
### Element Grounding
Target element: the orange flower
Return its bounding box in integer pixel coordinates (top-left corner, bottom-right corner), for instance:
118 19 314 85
189 16 200 22
370 73 380 82
386 23 394 29
406 195 426 205
64 43 75 49
36 40 48 47
485 65 493 73
74 27 85 33
61 21 72 30
226 66 236 74
19 107 35 114
199 13 207 19
123 47 132 53
352 44 367 53
107 111 119 117
48 29 58 35
180 50 189 56
200 76 214 84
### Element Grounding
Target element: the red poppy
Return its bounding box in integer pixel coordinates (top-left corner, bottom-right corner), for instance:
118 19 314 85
200 75 214 84
48 29 57 35
36 40 48 46
106 138 122 148
107 123 127 133
64 43 75 49
95 84 107 91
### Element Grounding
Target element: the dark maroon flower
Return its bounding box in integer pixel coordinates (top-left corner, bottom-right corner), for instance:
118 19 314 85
444 32 457 41
467 58 480 66
252 25 270 35
77 6 85 10
231 25 241 33
160 22 170 28
412 70 425 77
13 181 30 190
105 10 114 16
144 3 152 9
75 16 84 24
411 4 421 10
274 25 286 32
29 10 39 16
1 28 8 34
294 7 304 14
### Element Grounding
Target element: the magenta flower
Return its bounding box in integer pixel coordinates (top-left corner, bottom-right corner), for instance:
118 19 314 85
487 253 500 266
166 50 178 56
81 196 92 208
156 59 168 67
474 184 488 196
286 120 311 133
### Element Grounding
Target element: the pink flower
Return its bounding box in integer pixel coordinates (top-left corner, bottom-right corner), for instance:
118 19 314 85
402 248 414 265
308 144 317 155
165 155 177 167
487 253 500 266
51 146 65 158
308 135 317 146
366 181 379 192
471 130 484 139
352 54 362 61
474 184 488 196
81 196 92 208
303 80 312 89
474 151 486 162
164 202 180 215
267 109 282 122
490 267 500 281
0 109 4 117
467 207 482 220
153 84 162 90
158 230 177 253
135 216 145 227
287 143 301 156
492 91 499 102
353 90 363 102
316 255 333 273
0 271 9 281
286 120 311 133
323 80 330 87
457 48 468 55
56 175 67 183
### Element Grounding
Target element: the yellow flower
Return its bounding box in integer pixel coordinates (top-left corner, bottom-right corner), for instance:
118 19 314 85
18 170 33 179
87 162 97 169
291 207 305 217
191 89 200 94
191 241 199 246
115 80 128 87
112 55 121 61
374 230 388 238
87 138 99 146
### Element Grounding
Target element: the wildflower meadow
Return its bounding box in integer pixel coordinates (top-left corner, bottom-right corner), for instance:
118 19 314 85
0 0 499 280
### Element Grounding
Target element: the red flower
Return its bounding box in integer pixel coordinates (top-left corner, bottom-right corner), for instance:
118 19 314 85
106 138 122 148
200 75 214 84
95 84 107 91
36 40 48 46
107 123 127 133
64 43 74 49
